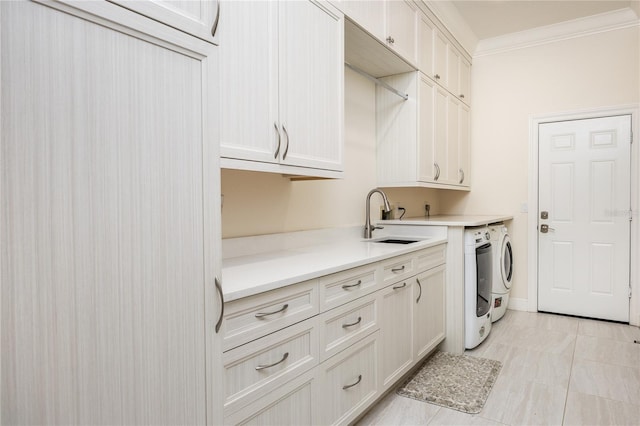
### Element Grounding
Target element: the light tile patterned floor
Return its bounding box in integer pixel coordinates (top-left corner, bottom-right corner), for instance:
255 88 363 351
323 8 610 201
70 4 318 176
356 310 640 426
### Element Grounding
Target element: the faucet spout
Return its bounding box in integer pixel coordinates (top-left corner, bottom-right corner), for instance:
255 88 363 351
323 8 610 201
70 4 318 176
364 188 392 239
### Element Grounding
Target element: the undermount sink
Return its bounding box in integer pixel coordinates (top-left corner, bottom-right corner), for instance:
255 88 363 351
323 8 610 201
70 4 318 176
367 236 427 244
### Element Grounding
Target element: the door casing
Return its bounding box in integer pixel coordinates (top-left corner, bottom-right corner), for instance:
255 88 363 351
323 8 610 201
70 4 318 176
528 104 640 326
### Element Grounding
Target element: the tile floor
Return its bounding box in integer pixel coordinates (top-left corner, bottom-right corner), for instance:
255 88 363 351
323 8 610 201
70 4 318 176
357 310 640 425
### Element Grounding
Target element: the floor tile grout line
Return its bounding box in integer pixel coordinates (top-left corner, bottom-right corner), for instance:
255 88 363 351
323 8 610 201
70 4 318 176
560 326 579 425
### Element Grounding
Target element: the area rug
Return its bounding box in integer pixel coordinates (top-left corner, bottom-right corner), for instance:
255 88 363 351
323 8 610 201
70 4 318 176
396 351 502 414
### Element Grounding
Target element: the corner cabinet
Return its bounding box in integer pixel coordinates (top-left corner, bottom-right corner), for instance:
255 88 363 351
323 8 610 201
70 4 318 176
219 0 345 178
1 1 223 424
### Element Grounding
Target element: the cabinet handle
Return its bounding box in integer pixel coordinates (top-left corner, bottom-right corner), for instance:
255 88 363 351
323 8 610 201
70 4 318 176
342 316 362 328
434 74 441 80
386 36 395 44
282 125 290 160
342 374 362 390
215 277 224 333
255 352 289 371
391 265 405 273
416 277 422 303
459 168 465 184
460 94 465 99
434 163 440 181
211 1 220 37
255 304 289 318
274 122 281 159
342 280 362 290
393 282 407 290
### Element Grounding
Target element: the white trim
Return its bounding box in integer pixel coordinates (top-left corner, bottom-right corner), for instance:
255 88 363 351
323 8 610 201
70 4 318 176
475 8 639 58
507 297 528 312
528 104 640 326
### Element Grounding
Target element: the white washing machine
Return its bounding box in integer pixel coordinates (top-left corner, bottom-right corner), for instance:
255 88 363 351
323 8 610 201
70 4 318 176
489 223 513 322
464 227 493 349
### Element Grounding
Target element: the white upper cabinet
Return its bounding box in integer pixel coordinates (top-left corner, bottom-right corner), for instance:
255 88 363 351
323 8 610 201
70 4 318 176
418 14 435 76
433 30 448 87
459 57 471 104
220 0 344 178
384 0 418 65
339 0 385 41
108 0 220 43
1 1 222 424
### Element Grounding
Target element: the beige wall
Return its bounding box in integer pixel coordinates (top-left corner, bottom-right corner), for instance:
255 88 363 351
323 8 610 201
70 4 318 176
440 26 640 300
221 68 443 238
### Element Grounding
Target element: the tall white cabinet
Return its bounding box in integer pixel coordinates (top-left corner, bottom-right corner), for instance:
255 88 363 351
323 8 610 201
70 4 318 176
1 1 222 424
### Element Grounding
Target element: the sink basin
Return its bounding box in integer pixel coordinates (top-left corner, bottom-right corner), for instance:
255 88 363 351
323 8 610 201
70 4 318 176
367 236 427 244
374 239 419 244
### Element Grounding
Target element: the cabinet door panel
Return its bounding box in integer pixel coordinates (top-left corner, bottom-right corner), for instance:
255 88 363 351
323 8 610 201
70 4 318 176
279 0 343 171
220 0 279 164
418 16 435 76
380 281 413 390
385 0 417 64
459 57 471 103
433 31 447 86
434 87 448 185
458 104 471 187
414 265 446 360
446 95 460 185
1 2 216 424
418 74 436 182
447 44 460 97
339 0 385 41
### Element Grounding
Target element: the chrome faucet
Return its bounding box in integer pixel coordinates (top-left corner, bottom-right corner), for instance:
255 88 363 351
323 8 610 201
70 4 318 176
364 188 392 239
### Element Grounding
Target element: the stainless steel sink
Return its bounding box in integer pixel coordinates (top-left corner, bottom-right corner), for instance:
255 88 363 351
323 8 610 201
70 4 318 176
366 236 427 244
374 238 419 244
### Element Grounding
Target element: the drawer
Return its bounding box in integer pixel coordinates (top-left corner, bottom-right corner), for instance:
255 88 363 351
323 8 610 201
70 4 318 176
223 318 319 416
319 263 378 311
318 292 379 362
414 244 447 271
318 331 379 426
222 280 319 351
224 368 318 426
381 252 415 285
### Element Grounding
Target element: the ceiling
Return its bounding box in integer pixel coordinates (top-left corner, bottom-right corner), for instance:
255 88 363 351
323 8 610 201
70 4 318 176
451 1 638 40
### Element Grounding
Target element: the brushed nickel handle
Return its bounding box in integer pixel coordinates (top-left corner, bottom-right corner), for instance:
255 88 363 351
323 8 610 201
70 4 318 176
460 94 465 99
255 352 289 371
434 74 441 80
342 316 362 328
342 374 362 390
342 280 362 290
540 224 555 233
386 36 395 44
215 277 224 333
255 304 289 318
391 265 405 273
282 125 290 160
393 282 407 290
274 122 281 159
459 168 465 184
416 277 422 303
434 163 440 181
211 1 220 37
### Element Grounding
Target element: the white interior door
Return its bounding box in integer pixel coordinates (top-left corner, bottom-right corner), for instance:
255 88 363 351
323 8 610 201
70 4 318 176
538 115 631 322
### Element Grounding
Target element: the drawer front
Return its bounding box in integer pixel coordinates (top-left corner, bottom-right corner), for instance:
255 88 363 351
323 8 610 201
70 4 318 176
223 319 319 416
414 244 446 271
222 280 319 351
318 292 378 362
319 331 379 426
319 263 378 311
381 252 415 285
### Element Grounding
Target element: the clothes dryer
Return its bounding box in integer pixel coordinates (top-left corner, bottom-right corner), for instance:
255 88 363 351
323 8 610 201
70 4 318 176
489 223 513 322
464 227 493 349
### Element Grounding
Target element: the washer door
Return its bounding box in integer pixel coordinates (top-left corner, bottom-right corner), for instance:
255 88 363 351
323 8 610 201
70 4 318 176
501 235 513 290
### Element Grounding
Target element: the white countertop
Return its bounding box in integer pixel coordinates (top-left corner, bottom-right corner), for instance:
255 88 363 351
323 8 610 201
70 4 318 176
222 226 447 302
380 214 513 227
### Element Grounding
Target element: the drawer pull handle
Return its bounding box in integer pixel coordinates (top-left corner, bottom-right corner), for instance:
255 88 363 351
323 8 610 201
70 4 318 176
416 277 422 303
342 374 362 390
342 316 362 328
215 277 224 333
255 352 289 371
342 280 362 290
393 282 407 290
255 304 289 319
391 266 405 273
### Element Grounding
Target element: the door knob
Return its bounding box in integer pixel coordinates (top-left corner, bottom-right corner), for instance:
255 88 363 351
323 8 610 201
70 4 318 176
540 224 555 233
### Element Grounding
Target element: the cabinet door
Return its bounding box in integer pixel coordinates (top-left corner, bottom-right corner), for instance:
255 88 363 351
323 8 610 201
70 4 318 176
385 0 418 64
219 0 279 164
417 74 436 183
413 265 446 360
447 44 460 97
418 15 435 76
1 2 220 424
279 0 343 172
339 0 385 41
458 104 471 187
380 281 414 390
459 57 471 104
445 95 460 185
433 31 448 86
433 86 448 185
108 0 219 43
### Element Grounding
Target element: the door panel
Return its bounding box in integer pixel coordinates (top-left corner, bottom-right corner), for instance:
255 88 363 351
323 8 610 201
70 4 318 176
538 115 631 322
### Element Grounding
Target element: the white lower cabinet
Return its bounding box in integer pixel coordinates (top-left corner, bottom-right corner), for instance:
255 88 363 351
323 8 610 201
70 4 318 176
223 244 446 425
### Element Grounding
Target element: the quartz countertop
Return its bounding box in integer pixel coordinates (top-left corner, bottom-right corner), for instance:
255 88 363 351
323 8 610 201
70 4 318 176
380 214 513 227
222 226 448 302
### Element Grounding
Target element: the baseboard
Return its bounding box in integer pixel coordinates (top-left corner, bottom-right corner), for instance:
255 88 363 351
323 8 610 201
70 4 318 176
507 297 529 312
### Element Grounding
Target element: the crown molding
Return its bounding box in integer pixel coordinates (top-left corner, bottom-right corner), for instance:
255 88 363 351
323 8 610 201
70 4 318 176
474 7 640 58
